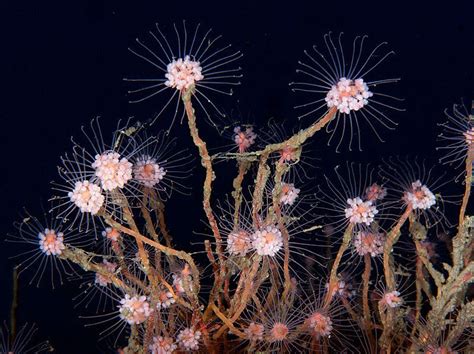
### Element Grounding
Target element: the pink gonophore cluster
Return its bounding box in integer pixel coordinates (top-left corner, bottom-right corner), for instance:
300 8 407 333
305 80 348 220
403 180 436 210
365 183 387 202
102 227 121 242
69 180 104 214
156 287 175 309
233 126 257 153
244 322 264 341
226 229 252 256
306 312 333 338
251 225 283 257
94 259 117 287
149 336 177 354
279 146 298 163
380 290 403 309
270 323 289 342
118 295 153 325
325 78 373 114
172 264 193 295
279 183 300 206
92 152 133 191
177 327 201 350
38 229 65 256
133 155 166 188
326 279 355 299
354 231 385 257
425 345 456 354
165 56 204 91
345 197 378 225
463 127 474 146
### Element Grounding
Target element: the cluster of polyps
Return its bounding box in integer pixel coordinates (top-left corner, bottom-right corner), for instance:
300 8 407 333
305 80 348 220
133 155 166 188
226 229 252 256
165 56 204 91
118 295 153 325
251 225 283 257
102 227 121 242
380 290 403 309
92 152 133 191
66 136 176 219
149 336 177 354
463 126 474 147
269 322 290 342
177 327 201 350
425 345 456 354
305 312 333 338
233 126 257 153
345 197 378 225
156 287 175 309
94 260 117 287
38 229 65 256
17 25 474 352
244 322 265 341
325 78 373 114
172 275 186 295
353 230 385 257
279 183 300 206
279 145 298 163
172 264 193 295
365 183 387 202
403 180 436 210
326 278 355 299
69 180 105 214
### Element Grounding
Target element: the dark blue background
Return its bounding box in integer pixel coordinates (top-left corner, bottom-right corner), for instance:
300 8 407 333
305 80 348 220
0 0 473 352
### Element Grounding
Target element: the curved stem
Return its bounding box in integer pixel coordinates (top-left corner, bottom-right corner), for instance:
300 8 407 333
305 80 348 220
324 224 353 307
104 215 201 303
383 206 413 290
182 89 225 308
459 149 473 229
362 254 375 350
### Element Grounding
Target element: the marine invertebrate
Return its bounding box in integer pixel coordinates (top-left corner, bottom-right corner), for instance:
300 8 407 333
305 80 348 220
129 130 194 201
291 33 403 151
5 21 474 354
176 327 201 350
149 335 177 354
7 208 84 287
353 229 385 257
233 125 257 153
118 294 153 325
438 102 474 171
317 162 387 235
251 224 283 257
380 157 450 229
125 21 242 128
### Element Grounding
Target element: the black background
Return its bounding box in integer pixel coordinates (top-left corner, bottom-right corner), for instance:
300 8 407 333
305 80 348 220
0 0 473 352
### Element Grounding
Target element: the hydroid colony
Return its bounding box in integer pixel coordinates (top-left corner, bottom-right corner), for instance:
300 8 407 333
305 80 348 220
5 22 473 353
